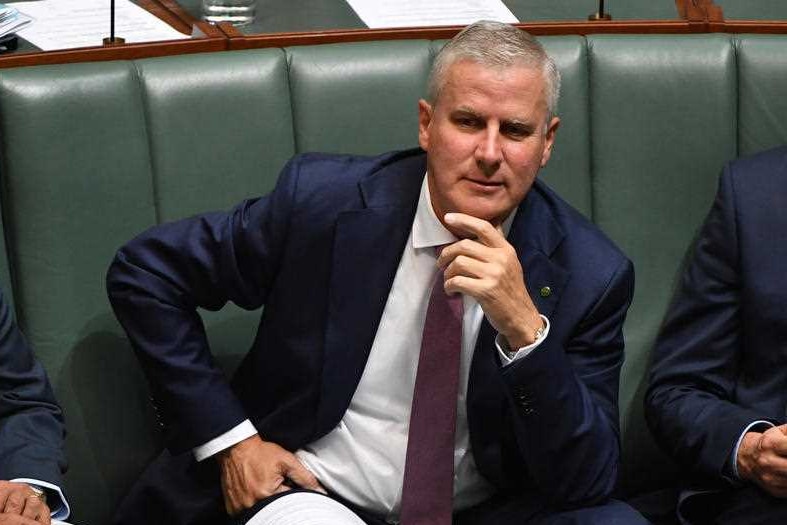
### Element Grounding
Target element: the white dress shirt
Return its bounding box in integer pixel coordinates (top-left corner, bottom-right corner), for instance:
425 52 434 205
195 174 550 522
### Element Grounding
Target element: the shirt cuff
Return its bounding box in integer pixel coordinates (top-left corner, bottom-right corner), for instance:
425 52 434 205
193 419 258 461
11 478 70 520
730 420 775 480
495 315 551 366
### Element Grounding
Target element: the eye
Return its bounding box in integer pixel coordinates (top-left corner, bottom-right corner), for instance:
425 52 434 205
451 113 482 129
501 123 531 140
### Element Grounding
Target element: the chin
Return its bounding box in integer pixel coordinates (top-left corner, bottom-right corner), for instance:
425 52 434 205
463 207 506 225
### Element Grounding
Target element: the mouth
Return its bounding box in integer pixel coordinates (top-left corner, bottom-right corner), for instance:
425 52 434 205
464 178 504 191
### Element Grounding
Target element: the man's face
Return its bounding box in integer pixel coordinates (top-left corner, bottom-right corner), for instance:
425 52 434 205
419 60 559 230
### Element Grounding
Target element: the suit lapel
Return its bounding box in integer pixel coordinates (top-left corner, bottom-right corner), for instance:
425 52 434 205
467 184 570 485
315 152 426 437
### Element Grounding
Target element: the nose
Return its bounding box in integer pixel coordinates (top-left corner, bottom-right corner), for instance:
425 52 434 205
475 127 502 175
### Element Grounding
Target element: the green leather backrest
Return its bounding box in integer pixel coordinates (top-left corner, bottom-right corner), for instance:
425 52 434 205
289 40 432 155
0 50 296 524
737 36 787 155
716 0 787 20
0 35 785 524
0 62 159 522
589 34 738 493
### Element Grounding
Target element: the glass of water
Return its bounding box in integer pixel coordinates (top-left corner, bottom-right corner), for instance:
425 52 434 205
202 0 256 26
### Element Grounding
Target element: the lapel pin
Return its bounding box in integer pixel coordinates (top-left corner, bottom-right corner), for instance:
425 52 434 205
539 286 552 298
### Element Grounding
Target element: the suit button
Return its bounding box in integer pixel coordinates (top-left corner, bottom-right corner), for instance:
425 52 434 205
540 286 552 298
514 388 536 415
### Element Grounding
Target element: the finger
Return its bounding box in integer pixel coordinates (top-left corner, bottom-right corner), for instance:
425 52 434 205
757 468 787 497
0 483 12 513
20 498 39 520
0 514 41 525
444 274 487 298
36 507 51 525
274 483 292 494
283 460 327 494
438 239 493 269
443 254 488 282
3 490 25 515
20 496 47 524
762 428 787 457
444 213 506 248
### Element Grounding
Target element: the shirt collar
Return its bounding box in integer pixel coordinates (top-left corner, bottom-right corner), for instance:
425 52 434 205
412 173 518 250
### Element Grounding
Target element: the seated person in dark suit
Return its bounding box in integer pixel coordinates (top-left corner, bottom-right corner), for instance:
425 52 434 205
0 286 69 524
108 21 647 525
646 146 787 525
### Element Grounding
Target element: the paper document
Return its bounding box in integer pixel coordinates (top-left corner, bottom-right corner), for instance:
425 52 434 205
345 0 518 28
14 0 190 51
0 3 33 38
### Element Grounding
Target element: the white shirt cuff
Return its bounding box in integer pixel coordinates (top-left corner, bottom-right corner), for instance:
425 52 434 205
11 478 70 519
193 419 258 461
731 420 775 479
495 315 551 365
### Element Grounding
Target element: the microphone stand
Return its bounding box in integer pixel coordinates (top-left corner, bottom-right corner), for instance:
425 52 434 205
103 0 125 45
589 0 612 20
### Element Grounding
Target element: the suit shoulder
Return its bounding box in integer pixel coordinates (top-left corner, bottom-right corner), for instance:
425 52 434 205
533 179 629 266
721 145 787 208
726 145 787 183
284 149 419 187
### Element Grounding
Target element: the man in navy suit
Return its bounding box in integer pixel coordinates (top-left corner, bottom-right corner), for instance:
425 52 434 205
646 146 787 524
0 286 69 524
108 21 644 525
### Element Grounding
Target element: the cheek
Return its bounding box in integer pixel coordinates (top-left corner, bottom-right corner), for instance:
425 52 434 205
504 142 546 171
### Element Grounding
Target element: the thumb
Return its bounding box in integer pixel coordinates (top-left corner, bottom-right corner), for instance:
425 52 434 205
282 456 326 494
778 424 787 435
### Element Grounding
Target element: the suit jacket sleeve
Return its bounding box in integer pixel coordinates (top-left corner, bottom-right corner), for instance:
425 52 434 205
106 157 301 453
499 256 634 507
644 163 768 482
0 288 66 490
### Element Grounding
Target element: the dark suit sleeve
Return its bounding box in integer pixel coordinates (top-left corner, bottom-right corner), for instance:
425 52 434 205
106 157 300 453
644 164 765 482
0 288 66 488
501 256 634 507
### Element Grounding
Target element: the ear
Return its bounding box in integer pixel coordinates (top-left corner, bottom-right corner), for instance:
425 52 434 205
418 99 433 151
540 116 561 167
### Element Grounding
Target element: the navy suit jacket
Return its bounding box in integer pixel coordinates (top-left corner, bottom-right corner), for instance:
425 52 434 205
0 287 66 499
108 149 633 522
646 147 787 495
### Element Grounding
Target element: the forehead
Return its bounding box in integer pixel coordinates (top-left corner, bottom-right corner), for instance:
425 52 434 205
438 60 548 115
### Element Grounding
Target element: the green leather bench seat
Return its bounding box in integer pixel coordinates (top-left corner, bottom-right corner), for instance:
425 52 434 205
0 34 785 524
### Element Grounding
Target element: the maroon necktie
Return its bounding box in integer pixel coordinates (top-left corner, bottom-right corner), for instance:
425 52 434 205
399 261 463 525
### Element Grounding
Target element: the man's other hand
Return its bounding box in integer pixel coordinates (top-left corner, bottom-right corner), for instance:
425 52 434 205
0 482 50 524
439 212 543 349
737 424 787 497
216 434 326 515
0 514 47 525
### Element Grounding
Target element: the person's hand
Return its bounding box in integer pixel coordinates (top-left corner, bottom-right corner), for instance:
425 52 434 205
0 513 47 525
216 434 326 515
0 481 50 524
737 424 787 497
439 212 543 349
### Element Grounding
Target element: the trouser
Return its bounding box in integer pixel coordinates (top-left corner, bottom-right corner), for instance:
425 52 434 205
680 485 787 525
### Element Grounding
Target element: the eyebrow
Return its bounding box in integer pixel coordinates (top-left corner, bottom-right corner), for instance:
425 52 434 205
452 108 536 132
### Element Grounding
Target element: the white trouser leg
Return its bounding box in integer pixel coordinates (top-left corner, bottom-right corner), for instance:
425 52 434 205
244 491 368 525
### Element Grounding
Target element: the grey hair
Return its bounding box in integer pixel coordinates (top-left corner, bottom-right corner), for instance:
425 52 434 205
427 20 561 124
